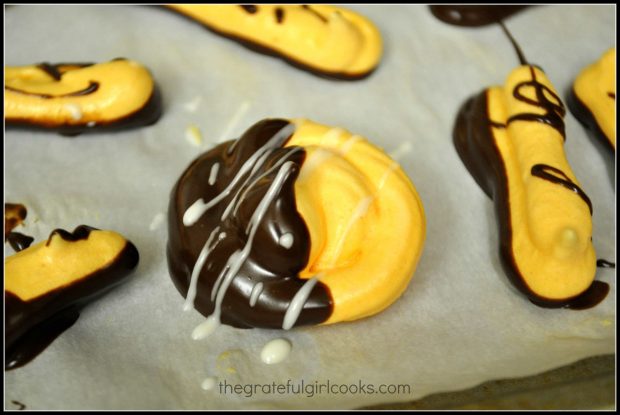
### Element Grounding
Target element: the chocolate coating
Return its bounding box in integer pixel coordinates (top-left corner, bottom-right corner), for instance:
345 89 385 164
5 225 140 370
167 119 333 329
453 79 606 309
429 5 528 27
566 87 615 154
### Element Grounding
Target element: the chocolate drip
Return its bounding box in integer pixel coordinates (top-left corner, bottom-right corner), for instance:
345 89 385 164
6 81 100 99
275 7 285 24
5 228 139 370
508 66 566 137
499 21 528 65
453 89 605 309
7 232 34 252
240 5 258 14
608 92 615 100
531 164 593 214
167 119 333 329
429 5 528 27
301 5 328 23
597 259 615 268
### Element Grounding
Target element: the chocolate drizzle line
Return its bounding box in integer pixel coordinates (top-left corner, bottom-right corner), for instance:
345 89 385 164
531 164 593 214
275 7 285 24
499 21 527 65
167 119 333 329
608 92 615 100
597 259 616 268
240 5 258 14
508 66 566 137
5 225 140 370
6 81 100 99
301 5 328 23
11 400 26 410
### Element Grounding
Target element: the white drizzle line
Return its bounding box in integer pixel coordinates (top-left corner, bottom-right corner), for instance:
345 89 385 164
184 226 222 311
329 196 374 269
208 162 220 186
199 161 296 338
217 100 251 143
192 316 220 340
388 141 413 162
249 282 264 307
232 147 302 222
149 213 165 231
279 157 402 329
183 123 296 226
282 276 320 330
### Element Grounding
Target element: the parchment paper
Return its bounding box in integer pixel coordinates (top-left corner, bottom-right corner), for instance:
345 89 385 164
4 5 616 410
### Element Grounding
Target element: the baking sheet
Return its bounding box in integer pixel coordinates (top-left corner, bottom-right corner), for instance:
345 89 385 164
4 5 616 410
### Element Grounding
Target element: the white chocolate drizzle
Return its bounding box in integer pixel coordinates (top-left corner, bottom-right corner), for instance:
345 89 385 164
260 338 292 365
249 282 264 307
183 123 296 226
282 275 320 330
184 226 222 311
208 162 220 186
278 233 294 249
217 100 251 144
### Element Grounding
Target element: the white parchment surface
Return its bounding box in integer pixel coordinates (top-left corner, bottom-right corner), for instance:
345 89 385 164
4 5 616 410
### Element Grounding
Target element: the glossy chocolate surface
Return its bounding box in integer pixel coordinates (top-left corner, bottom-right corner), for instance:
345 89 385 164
5 225 140 370
429 5 528 27
453 83 606 309
167 119 333 329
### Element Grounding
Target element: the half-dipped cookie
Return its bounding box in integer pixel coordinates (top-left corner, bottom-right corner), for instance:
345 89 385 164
454 65 604 308
168 118 425 330
5 225 139 369
567 48 616 153
165 5 382 80
4 58 162 134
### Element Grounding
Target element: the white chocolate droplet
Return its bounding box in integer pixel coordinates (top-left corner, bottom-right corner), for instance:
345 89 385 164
209 163 220 185
64 104 82 121
249 282 263 307
201 376 218 391
191 316 220 340
149 213 165 231
278 233 294 249
184 96 202 113
260 338 292 365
